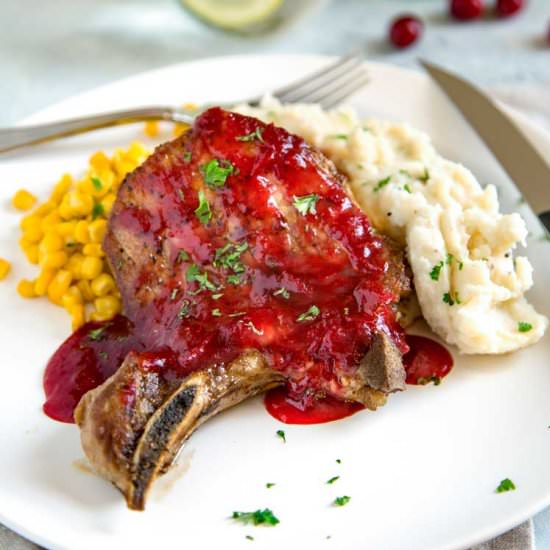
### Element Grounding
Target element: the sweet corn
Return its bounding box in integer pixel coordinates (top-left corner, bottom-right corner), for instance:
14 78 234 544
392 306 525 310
83 243 104 258
77 280 94 301
12 189 37 211
47 270 72 304
69 304 85 330
0 259 11 280
80 256 103 280
16 143 150 326
74 220 90 244
144 121 160 138
91 273 115 297
40 250 68 269
17 279 36 298
34 268 56 296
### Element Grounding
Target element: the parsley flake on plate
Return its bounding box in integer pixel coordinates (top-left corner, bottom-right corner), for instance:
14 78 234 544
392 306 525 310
186 264 217 292
88 327 105 341
201 159 235 188
211 308 222 317
178 300 192 319
326 476 340 485
176 250 190 263
182 151 192 163
273 287 290 299
231 509 280 526
276 429 286 443
91 202 104 220
496 478 516 493
293 194 319 216
91 176 102 191
194 190 212 224
265 483 275 489
430 261 444 281
443 292 461 306
214 241 248 273
333 496 351 507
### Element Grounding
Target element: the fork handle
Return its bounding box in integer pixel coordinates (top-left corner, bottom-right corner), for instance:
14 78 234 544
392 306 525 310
0 107 196 153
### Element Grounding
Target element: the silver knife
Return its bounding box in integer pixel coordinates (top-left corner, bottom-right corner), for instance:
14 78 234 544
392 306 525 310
420 60 550 231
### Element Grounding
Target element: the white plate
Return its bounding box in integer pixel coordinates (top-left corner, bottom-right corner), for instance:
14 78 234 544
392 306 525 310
1 55 550 550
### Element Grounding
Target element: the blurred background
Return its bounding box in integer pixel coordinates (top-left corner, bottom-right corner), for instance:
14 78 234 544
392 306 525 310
1 0 549 126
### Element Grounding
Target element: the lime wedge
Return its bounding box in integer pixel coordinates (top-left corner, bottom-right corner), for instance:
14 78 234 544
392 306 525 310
181 0 284 31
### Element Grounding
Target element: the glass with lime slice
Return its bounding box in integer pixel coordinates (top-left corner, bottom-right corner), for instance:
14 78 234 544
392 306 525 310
179 0 318 35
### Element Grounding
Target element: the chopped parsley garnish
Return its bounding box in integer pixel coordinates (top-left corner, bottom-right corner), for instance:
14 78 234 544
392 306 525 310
176 250 190 263
236 127 264 143
293 194 319 216
273 287 290 299
442 292 461 306
245 321 263 336
212 293 223 300
297 305 320 322
333 496 351 507
518 322 533 333
446 253 454 265
496 478 516 493
170 288 178 301
419 168 430 183
182 151 192 163
430 261 444 281
403 183 412 194
186 264 217 292
336 459 342 464
417 376 441 386
88 327 105 341
228 311 246 317
266 483 275 489
92 202 104 220
91 176 102 191
245 535 254 541
212 308 222 317
399 169 412 178
231 509 280 526
214 241 248 274
330 134 348 140
194 190 212 224
178 300 192 319
201 159 235 188
326 476 340 485
373 176 391 192
98 351 108 360
227 274 243 286
276 430 286 443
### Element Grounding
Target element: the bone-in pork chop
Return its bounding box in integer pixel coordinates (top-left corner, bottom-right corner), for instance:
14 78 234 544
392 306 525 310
71 108 409 510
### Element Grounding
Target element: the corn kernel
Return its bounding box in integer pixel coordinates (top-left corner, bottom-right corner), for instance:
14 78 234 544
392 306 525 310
40 211 62 232
23 225 43 243
47 270 72 304
33 200 56 217
12 189 37 211
89 311 113 322
144 121 160 138
69 304 85 330
62 286 83 310
77 280 94 301
17 279 36 298
66 252 84 279
0 259 11 280
90 151 111 172
80 256 103 280
83 243 104 258
100 193 116 215
34 268 56 296
40 231 64 253
56 221 76 237
23 245 39 265
74 220 90 243
41 250 68 269
50 174 73 204
91 273 115 297
95 295 121 316
88 219 107 243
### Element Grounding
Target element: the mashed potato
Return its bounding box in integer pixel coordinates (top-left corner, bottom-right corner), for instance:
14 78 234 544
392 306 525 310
238 98 548 354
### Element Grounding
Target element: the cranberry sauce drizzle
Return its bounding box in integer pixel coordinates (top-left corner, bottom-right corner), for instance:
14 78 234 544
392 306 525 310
43 108 408 423
403 335 454 385
43 316 144 423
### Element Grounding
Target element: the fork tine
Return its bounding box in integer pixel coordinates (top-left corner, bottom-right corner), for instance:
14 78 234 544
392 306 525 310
272 51 363 103
319 72 370 110
295 65 368 105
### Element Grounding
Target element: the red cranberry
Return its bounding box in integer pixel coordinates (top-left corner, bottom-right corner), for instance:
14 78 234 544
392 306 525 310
389 15 423 49
496 0 524 17
450 0 484 20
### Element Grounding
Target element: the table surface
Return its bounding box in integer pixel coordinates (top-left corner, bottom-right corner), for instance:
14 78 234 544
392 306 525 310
2 1 550 548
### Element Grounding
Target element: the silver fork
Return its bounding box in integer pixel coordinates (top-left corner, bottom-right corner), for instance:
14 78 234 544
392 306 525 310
0 53 368 155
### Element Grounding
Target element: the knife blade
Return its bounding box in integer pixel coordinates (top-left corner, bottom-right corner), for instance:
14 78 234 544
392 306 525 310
420 60 550 231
